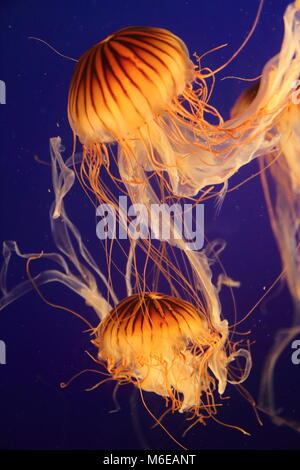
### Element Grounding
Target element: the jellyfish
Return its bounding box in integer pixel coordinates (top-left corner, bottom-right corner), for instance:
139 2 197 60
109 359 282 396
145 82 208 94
0 137 251 441
93 291 251 422
67 1 300 214
66 2 300 372
231 72 300 429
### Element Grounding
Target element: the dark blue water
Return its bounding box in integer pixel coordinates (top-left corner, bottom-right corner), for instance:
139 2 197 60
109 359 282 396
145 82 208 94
0 0 299 450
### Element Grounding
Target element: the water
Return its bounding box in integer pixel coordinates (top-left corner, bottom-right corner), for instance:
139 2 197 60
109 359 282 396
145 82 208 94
0 0 299 450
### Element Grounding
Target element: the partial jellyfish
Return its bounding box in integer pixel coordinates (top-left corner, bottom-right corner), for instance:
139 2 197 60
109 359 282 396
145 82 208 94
231 70 300 428
94 292 250 422
67 24 214 203
67 1 300 212
0 137 252 444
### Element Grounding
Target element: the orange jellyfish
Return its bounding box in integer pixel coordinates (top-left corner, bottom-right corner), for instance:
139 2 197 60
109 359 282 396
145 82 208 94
231 72 300 430
93 292 250 423
67 1 300 211
259 97 300 432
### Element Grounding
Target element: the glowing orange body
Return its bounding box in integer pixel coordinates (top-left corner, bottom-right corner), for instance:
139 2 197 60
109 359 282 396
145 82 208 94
93 292 231 415
68 26 194 144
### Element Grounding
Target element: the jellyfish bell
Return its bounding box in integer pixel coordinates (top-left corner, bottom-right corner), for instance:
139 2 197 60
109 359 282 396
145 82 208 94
93 292 251 419
68 26 195 144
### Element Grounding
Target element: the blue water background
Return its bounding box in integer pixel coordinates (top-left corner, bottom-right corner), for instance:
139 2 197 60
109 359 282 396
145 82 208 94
0 0 299 450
